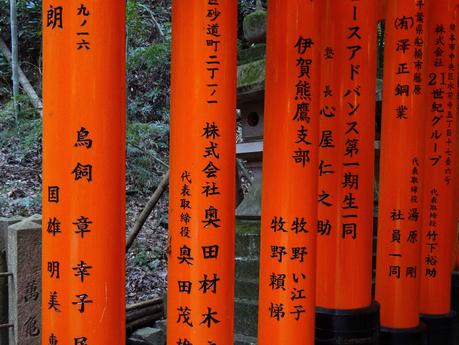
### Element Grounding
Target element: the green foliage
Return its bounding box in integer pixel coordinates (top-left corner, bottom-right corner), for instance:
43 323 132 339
0 94 40 130
133 243 166 269
0 55 11 101
0 99 16 129
127 0 149 46
0 114 41 156
126 121 169 194
0 111 42 217
127 41 171 122
126 0 172 123
0 0 42 104
16 117 41 151
0 0 268 213
128 43 170 69
0 0 42 52
0 94 42 156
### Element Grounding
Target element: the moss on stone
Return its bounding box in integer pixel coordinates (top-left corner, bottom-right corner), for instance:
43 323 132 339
236 220 261 234
237 59 265 88
243 10 267 43
238 44 266 65
237 39 243 54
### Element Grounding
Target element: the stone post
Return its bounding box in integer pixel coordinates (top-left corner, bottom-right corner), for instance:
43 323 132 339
7 219 42 345
0 216 24 345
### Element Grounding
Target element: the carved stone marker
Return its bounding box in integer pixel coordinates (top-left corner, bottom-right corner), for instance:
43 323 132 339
0 216 24 345
7 219 41 345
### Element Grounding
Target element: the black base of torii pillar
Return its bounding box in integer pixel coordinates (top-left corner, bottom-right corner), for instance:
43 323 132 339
315 303 380 345
379 324 426 345
420 312 457 345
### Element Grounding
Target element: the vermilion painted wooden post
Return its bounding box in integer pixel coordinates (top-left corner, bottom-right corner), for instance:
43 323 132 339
167 1 237 344
455 9 459 272
377 1 388 21
419 1 458 343
42 2 126 345
257 1 321 344
315 1 379 343
375 1 427 344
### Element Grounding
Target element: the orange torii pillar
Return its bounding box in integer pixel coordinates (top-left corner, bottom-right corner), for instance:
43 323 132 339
419 0 458 343
257 1 321 344
456 22 459 273
167 1 237 345
42 2 126 345
315 1 379 344
377 1 388 21
375 1 427 344
456 86 459 271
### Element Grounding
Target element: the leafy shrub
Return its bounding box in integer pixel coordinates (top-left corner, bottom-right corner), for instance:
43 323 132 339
126 121 169 194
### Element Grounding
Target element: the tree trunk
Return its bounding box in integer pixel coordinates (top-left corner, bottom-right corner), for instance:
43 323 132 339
138 4 164 40
126 171 169 251
0 37 43 116
9 0 19 122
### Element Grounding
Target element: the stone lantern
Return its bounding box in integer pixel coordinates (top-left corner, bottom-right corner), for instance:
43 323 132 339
236 0 266 220
233 3 267 344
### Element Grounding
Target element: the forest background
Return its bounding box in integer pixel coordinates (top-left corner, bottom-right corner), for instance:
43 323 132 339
0 0 265 303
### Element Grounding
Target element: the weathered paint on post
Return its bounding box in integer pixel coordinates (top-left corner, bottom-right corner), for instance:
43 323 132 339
257 1 321 344
42 1 126 345
167 1 237 344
